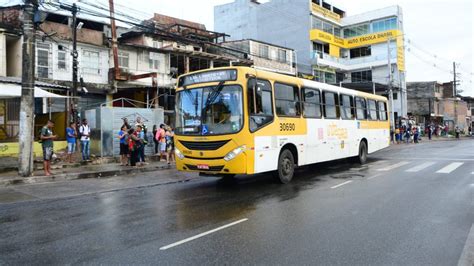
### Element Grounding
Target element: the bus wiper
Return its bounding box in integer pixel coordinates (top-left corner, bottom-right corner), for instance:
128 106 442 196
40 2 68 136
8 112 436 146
202 81 225 113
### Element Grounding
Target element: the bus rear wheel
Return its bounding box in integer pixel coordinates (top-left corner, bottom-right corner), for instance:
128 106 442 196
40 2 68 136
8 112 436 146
356 141 368 164
275 149 295 184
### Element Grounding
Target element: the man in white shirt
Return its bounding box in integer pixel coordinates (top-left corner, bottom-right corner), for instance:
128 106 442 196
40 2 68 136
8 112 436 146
79 118 91 161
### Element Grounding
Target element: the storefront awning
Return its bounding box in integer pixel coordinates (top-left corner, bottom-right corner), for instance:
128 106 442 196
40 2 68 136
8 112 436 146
0 83 67 98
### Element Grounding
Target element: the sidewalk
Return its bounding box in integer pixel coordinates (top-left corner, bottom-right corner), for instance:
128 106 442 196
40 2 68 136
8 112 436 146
0 155 176 187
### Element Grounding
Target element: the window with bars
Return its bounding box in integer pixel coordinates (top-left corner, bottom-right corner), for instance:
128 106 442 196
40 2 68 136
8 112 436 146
82 50 100 75
278 49 287 63
37 43 50 78
57 49 67 71
149 52 160 70
259 44 269 59
118 52 129 70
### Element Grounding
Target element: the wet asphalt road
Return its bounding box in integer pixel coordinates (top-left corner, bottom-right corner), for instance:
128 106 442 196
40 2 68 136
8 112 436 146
0 139 473 265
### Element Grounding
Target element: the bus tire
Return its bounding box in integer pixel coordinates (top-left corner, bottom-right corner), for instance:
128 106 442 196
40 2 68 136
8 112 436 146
356 140 368 164
275 149 295 184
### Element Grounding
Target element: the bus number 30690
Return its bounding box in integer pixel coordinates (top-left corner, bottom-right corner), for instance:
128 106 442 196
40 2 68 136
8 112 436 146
279 123 296 131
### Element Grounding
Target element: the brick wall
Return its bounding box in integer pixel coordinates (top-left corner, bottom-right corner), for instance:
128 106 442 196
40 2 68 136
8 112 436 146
39 21 104 47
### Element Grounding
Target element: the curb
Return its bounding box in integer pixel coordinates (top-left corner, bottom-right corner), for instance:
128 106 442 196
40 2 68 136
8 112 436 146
0 164 174 187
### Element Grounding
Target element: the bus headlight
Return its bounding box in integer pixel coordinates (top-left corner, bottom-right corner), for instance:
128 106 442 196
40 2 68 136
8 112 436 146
224 145 246 161
175 148 184 160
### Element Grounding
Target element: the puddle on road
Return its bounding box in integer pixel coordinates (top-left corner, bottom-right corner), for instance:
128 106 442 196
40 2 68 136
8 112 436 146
330 173 365 180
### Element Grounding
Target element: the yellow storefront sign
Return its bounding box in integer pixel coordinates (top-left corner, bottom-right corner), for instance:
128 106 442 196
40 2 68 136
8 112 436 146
311 3 341 22
309 29 405 71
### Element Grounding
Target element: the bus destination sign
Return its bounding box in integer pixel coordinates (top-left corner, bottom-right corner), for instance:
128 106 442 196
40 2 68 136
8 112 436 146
179 69 237 87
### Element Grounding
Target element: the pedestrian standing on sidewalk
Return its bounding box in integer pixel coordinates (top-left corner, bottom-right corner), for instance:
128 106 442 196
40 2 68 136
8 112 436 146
468 126 472 136
122 117 131 130
128 128 141 167
405 128 411 144
395 127 400 144
79 119 91 161
152 125 159 155
165 126 175 165
40 120 57 176
156 124 167 161
118 125 129 166
137 124 146 165
414 127 419 143
66 122 77 163
428 125 433 140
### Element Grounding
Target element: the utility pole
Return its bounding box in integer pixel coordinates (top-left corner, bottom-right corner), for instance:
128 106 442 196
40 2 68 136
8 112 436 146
71 3 78 123
452 61 457 97
387 38 395 130
18 0 38 177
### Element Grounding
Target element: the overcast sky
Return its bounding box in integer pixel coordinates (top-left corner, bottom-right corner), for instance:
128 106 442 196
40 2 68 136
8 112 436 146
1 0 472 95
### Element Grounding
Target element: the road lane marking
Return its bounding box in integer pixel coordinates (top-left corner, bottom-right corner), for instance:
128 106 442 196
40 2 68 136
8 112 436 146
377 161 410 171
457 223 474 266
159 218 248 250
367 173 382 180
436 162 463 174
331 180 353 189
405 162 436 172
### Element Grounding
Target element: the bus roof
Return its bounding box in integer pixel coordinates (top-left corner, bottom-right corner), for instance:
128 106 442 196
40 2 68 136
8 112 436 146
177 66 388 102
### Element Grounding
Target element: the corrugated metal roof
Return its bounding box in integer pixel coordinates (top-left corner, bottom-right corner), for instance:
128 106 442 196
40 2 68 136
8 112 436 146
0 76 69 89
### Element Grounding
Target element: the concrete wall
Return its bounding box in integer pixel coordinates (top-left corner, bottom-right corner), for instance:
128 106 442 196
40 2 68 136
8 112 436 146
214 0 259 40
214 0 311 74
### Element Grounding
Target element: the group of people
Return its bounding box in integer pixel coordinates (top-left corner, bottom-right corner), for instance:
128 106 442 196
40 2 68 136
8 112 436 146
40 118 91 176
39 116 174 176
118 117 175 167
393 125 421 144
392 123 469 145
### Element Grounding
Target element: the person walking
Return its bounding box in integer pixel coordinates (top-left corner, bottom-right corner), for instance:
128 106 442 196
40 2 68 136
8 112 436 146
40 120 57 176
79 119 91 161
65 122 77 163
155 124 167 161
455 126 460 139
468 126 472 136
118 125 129 166
152 125 159 155
165 126 175 165
413 127 419 143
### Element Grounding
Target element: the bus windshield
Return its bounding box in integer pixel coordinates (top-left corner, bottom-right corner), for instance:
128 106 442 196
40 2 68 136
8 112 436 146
175 85 243 135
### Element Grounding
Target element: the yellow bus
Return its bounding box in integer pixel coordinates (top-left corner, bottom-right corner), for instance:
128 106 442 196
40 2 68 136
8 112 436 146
174 67 390 183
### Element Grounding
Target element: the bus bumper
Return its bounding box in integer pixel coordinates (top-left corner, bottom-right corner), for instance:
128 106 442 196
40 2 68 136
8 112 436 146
175 152 248 175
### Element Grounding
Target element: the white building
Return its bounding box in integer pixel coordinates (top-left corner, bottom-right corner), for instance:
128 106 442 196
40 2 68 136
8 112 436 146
215 0 407 121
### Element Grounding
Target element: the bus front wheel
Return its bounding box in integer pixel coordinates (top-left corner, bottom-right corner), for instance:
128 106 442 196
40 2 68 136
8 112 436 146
356 141 368 164
275 149 295 184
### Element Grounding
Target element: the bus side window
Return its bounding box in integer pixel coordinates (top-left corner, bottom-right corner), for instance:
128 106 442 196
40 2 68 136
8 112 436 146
340 94 354 120
378 101 388 120
302 87 322 118
368 99 378 120
248 78 274 132
274 82 301 117
323 91 339 119
355 97 367 120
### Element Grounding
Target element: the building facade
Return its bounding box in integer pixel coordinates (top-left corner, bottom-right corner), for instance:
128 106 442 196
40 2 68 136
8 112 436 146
407 81 470 130
215 0 407 121
220 39 296 75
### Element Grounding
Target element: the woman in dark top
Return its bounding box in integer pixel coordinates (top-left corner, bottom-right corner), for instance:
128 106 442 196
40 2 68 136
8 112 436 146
152 125 159 155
